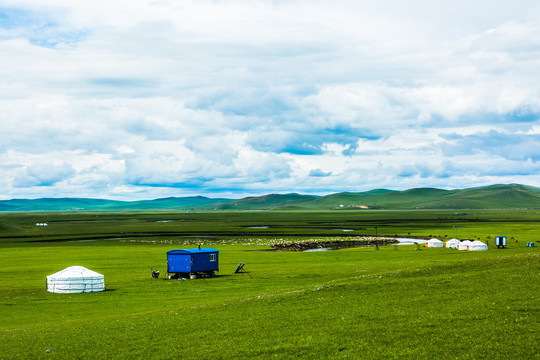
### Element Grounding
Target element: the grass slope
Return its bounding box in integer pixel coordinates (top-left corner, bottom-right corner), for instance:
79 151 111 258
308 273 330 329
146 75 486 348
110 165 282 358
213 193 319 210
0 196 222 212
0 242 537 359
207 184 540 210
1 209 540 245
0 210 538 358
312 184 540 210
0 198 123 211
109 196 224 210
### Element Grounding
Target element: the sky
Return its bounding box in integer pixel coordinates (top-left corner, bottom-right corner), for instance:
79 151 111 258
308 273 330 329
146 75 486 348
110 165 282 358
1 0 540 200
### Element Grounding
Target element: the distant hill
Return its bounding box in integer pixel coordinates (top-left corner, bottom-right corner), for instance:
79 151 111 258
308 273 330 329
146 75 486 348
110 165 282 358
0 196 223 212
306 184 540 210
212 193 318 210
109 196 227 210
1 184 539 211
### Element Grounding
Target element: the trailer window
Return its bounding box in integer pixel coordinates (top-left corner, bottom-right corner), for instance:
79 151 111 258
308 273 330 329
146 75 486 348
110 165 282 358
209 254 216 262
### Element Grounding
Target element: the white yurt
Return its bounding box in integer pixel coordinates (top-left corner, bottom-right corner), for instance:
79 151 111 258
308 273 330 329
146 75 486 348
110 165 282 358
46 266 105 293
458 240 473 251
469 240 488 251
426 238 444 248
445 239 460 249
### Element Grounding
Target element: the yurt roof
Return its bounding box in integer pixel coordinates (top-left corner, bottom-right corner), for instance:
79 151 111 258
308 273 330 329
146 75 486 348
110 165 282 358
47 266 103 279
469 242 488 251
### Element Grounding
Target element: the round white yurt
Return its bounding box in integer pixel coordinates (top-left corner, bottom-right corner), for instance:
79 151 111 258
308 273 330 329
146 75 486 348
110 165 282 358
427 238 444 248
445 239 460 249
458 240 473 251
469 240 488 251
46 266 105 293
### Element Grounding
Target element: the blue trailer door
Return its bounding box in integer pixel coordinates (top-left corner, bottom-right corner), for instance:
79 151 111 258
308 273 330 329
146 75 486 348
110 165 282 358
167 254 192 273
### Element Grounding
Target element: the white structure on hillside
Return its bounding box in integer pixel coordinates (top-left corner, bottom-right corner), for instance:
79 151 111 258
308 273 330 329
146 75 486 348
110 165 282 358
458 240 473 251
469 240 488 251
46 266 105 293
445 239 460 249
427 238 443 247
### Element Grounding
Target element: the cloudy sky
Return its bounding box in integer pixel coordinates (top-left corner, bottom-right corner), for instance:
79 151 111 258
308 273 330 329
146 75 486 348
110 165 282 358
1 0 540 200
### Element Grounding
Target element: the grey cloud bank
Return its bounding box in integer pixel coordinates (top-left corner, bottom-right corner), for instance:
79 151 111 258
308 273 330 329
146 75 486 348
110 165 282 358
1 0 540 200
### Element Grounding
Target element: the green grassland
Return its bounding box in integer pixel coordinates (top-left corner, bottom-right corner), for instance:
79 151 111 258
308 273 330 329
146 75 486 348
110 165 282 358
2 209 540 243
0 210 539 359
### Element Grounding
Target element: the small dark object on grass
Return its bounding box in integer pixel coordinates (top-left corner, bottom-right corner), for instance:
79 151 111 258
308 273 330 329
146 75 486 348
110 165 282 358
234 263 253 278
151 269 160 279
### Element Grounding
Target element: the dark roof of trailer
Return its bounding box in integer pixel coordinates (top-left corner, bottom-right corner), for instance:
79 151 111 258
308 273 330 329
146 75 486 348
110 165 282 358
167 248 219 255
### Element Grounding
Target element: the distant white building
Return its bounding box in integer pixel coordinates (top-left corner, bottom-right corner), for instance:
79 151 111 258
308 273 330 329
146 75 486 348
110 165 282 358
445 239 460 249
458 240 473 251
426 238 443 247
469 240 488 251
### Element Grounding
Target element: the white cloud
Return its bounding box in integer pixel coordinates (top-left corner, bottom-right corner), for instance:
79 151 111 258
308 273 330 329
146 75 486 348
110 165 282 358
1 0 540 199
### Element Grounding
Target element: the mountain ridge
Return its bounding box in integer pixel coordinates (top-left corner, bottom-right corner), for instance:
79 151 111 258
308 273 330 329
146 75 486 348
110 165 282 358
1 184 539 211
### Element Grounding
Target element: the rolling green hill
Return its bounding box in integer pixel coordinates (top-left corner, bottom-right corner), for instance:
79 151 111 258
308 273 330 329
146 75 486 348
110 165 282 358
213 193 318 210
309 184 540 210
1 184 539 211
0 196 223 212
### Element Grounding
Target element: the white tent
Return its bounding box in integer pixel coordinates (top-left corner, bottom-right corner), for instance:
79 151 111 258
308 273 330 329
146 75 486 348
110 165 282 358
469 240 488 251
46 266 105 293
427 238 443 247
445 239 460 249
458 240 473 251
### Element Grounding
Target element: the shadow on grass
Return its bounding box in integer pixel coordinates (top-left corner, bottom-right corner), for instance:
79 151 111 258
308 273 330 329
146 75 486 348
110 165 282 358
159 274 235 280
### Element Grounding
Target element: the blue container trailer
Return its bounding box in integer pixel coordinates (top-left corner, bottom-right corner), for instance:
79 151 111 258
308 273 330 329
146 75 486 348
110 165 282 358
495 236 507 249
166 248 219 278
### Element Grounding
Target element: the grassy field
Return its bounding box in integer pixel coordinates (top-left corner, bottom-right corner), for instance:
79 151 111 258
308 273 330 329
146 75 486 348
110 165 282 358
2 209 540 243
0 210 539 359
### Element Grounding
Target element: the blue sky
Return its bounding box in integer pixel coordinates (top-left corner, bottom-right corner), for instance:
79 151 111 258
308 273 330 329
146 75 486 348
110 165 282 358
1 0 540 200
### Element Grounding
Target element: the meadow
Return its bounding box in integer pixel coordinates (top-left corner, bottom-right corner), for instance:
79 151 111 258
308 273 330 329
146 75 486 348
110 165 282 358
0 210 538 359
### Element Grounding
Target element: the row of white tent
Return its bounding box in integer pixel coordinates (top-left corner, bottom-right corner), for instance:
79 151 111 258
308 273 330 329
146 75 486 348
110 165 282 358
426 238 488 251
